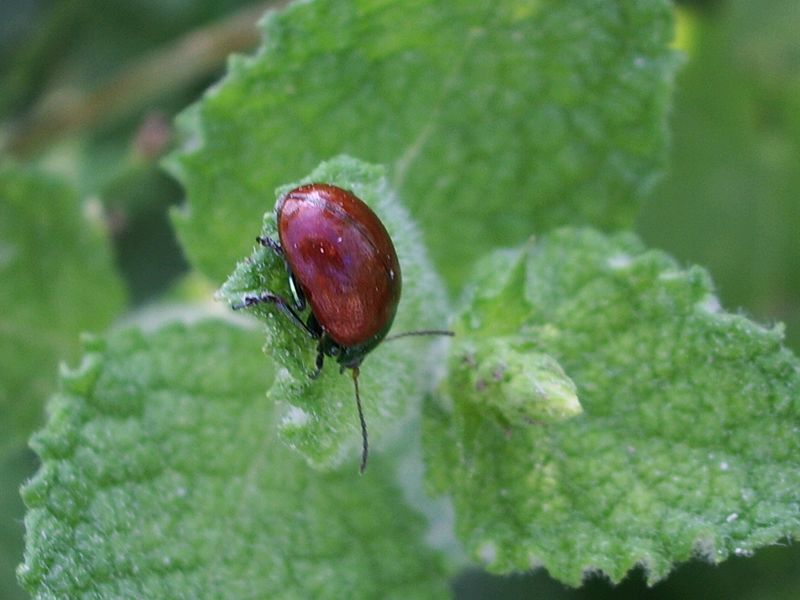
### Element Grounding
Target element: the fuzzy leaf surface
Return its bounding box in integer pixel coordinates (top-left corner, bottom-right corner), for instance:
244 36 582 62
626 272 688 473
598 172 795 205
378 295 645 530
168 0 677 289
20 320 447 599
425 228 800 585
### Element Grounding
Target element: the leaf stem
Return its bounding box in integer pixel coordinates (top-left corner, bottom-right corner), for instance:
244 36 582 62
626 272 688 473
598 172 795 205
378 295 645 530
1 1 287 157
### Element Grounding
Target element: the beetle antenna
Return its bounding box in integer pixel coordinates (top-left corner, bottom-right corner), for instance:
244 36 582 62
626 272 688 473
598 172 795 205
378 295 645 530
352 367 369 474
383 329 454 342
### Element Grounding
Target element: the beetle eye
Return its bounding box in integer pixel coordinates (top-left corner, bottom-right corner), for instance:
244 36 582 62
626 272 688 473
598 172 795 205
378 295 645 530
330 345 341 356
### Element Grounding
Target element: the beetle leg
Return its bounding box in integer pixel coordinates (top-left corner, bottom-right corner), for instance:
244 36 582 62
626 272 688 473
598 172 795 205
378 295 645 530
309 343 325 379
256 236 283 256
305 313 323 337
234 292 317 339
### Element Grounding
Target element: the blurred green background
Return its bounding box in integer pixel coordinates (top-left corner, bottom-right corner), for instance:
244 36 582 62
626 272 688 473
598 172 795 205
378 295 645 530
1 0 798 597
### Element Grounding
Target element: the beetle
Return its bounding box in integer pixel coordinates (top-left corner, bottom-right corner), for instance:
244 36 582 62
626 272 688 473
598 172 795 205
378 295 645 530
235 183 450 473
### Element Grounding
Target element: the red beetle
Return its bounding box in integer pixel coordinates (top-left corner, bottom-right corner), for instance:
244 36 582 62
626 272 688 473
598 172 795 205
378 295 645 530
237 183 450 472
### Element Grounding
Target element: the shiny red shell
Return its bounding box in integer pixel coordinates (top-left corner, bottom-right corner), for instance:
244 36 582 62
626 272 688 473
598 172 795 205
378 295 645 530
276 184 401 348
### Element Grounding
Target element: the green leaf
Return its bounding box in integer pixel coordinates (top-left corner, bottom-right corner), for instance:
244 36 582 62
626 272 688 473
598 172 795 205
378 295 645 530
0 164 125 457
218 156 450 469
424 228 800 585
20 320 448 598
448 335 582 426
167 0 678 290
